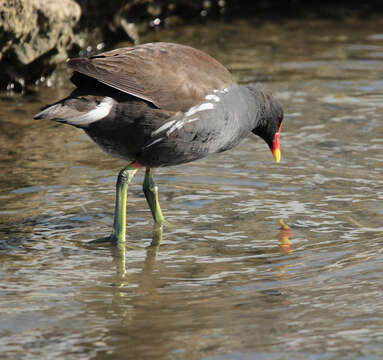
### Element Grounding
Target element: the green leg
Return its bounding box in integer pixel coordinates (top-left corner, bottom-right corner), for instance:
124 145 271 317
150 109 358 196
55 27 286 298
109 162 140 244
143 168 165 226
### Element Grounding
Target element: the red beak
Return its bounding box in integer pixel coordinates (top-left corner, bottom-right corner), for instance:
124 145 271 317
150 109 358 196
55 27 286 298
271 123 282 163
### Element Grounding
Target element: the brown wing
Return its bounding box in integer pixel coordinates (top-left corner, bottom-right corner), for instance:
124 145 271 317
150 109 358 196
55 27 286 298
67 42 234 112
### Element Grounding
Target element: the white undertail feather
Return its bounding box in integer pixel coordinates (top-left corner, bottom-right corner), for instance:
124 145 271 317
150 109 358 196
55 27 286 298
35 96 114 127
66 97 114 126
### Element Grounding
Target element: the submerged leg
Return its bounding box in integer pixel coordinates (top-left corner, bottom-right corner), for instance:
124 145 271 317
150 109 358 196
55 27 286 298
143 168 165 226
109 161 141 244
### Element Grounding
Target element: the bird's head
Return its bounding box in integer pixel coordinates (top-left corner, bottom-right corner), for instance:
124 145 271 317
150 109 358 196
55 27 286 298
250 90 284 163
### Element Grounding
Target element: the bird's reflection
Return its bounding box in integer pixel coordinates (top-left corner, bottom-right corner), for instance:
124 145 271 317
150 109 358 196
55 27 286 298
111 219 293 285
111 241 127 281
111 224 163 283
278 219 293 254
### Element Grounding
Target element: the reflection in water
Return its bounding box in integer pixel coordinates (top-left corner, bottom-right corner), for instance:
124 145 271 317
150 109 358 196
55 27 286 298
278 219 293 254
1 16 383 360
112 224 163 284
112 241 127 281
102 221 294 359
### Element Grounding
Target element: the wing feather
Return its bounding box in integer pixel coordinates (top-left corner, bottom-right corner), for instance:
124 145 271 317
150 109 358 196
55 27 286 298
67 42 234 112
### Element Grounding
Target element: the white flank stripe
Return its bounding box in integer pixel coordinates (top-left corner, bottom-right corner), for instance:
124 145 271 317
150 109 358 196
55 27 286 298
143 137 165 149
186 116 199 123
70 97 114 126
185 102 214 117
166 116 199 136
167 120 184 135
205 94 220 102
150 95 221 139
151 119 177 136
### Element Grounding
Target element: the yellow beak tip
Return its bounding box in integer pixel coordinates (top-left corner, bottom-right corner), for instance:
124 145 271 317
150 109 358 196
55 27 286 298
273 149 281 163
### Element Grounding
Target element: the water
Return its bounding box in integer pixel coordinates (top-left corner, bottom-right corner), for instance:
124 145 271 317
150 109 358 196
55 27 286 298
1 17 383 360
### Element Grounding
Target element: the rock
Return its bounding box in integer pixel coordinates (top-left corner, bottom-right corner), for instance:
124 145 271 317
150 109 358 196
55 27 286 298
0 0 81 90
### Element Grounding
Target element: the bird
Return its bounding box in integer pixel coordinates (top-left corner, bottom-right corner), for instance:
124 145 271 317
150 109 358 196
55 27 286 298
34 42 284 245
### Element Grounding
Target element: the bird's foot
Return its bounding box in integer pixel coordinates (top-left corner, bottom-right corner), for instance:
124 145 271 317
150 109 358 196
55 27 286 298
160 218 176 228
87 234 142 250
87 235 114 245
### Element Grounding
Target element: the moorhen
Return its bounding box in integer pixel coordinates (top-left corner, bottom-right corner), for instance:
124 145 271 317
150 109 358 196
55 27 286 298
34 42 284 245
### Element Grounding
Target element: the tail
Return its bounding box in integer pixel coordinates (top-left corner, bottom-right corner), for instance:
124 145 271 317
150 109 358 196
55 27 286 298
34 95 115 128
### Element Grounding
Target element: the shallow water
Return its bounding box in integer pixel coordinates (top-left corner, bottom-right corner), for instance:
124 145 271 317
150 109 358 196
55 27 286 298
1 17 383 360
